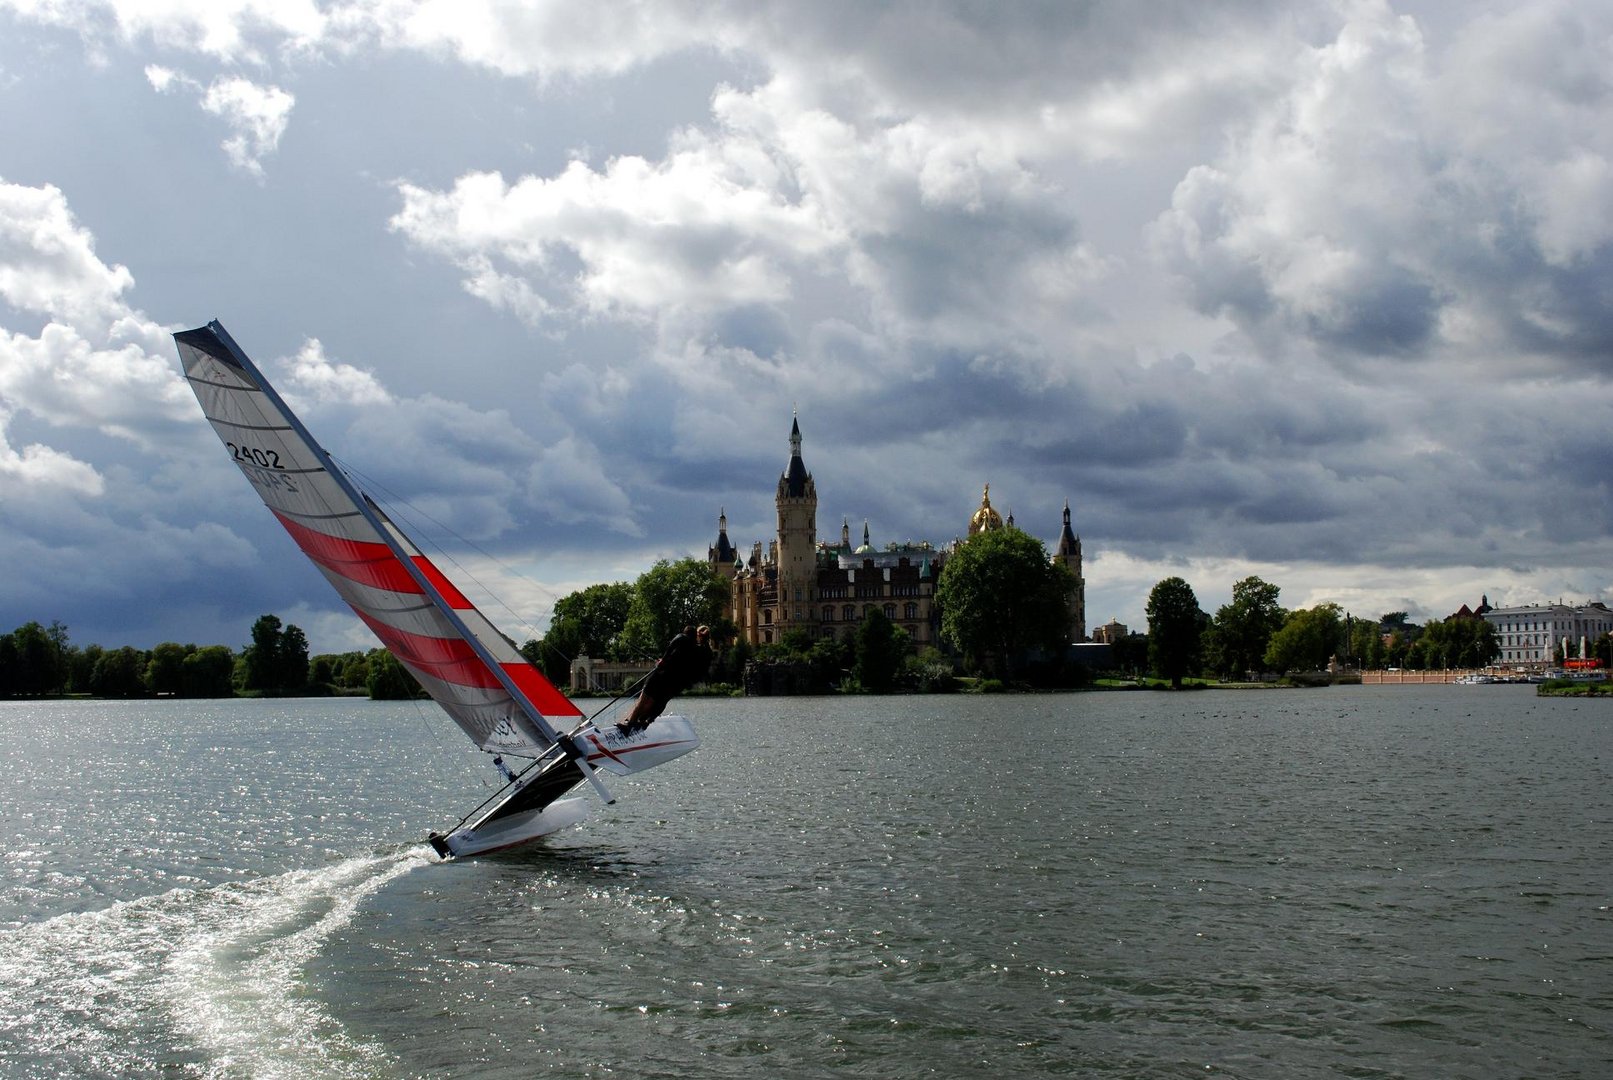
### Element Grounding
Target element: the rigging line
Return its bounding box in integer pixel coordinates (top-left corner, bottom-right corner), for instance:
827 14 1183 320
331 456 560 645
407 692 499 791
585 670 653 722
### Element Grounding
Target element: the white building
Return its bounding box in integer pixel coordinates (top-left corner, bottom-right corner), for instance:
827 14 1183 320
1482 602 1613 667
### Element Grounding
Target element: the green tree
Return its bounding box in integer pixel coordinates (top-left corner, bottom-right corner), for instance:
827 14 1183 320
1145 577 1204 689
0 632 17 696
1418 617 1499 669
529 581 637 684
714 637 753 685
66 643 100 694
1203 576 1286 680
936 528 1076 677
278 623 310 692
853 608 910 693
1109 633 1149 679
309 653 338 687
146 642 192 696
366 648 421 700
1343 615 1383 669
91 646 149 697
558 582 635 658
181 645 237 697
242 614 309 694
331 651 369 690
11 620 64 696
1264 603 1344 672
242 614 284 693
620 559 728 658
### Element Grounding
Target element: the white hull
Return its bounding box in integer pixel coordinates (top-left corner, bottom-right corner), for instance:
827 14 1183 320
440 797 593 857
434 715 699 858
573 714 700 776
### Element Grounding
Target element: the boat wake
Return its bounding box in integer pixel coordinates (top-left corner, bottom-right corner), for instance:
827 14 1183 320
0 847 428 1078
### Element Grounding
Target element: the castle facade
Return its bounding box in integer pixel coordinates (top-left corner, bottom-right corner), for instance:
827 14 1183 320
709 417 1087 648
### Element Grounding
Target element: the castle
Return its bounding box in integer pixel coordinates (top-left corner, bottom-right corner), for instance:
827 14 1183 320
709 417 1086 649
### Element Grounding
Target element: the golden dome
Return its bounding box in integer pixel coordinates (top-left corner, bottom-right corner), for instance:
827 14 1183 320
969 483 1004 535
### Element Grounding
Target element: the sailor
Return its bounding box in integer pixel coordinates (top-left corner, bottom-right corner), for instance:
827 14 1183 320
616 624 712 734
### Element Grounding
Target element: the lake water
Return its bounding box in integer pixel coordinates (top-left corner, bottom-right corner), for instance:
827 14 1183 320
1 687 1610 1078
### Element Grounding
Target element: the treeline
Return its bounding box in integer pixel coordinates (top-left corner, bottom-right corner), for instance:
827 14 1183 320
1140 575 1532 687
0 615 421 700
526 555 965 694
534 532 1088 692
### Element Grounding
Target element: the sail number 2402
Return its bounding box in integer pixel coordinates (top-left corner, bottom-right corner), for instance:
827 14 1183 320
227 442 285 469
229 443 300 493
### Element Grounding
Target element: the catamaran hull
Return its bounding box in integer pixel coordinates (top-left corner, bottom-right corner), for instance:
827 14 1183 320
435 798 593 857
431 715 700 858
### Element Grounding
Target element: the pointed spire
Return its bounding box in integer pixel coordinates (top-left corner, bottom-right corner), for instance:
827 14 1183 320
781 412 811 496
712 506 736 563
1058 498 1080 557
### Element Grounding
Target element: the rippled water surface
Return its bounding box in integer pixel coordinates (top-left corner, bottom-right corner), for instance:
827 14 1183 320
2 688 1611 1078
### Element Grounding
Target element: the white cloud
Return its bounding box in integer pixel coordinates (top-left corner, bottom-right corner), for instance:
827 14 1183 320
359 0 722 80
2 0 328 63
200 75 294 175
144 63 178 91
0 180 134 327
138 62 294 174
0 404 103 496
0 181 192 448
1150 0 1613 368
391 142 837 324
283 338 392 406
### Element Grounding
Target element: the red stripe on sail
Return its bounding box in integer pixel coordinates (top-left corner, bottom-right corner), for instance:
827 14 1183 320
505 662 583 718
412 556 472 608
272 511 423 595
356 611 502 689
355 613 582 718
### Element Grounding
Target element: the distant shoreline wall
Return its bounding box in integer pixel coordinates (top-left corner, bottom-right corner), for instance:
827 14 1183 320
1360 669 1482 684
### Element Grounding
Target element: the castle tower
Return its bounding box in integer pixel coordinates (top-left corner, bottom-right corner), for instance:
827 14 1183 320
708 508 739 629
1056 499 1086 641
775 415 818 630
708 508 738 578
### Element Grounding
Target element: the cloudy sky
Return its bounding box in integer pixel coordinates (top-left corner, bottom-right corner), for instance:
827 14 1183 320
3 0 1611 655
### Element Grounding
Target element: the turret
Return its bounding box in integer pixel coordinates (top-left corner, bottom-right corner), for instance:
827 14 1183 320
774 414 818 628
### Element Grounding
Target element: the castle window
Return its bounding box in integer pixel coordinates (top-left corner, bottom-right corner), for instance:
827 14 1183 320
843 605 855 622
823 607 834 622
883 604 895 620
905 602 918 620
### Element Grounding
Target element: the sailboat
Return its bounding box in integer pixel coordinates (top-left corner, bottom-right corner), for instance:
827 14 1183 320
174 320 698 857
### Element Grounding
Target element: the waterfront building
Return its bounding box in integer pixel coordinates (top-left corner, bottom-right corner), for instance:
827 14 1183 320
1482 601 1613 667
711 418 1087 647
1091 618 1130 644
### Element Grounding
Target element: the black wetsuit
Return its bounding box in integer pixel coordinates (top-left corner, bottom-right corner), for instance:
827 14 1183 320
643 632 712 710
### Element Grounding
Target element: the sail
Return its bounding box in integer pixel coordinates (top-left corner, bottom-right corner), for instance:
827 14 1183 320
175 320 580 756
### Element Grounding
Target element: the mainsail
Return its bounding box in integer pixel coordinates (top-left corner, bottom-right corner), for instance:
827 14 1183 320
174 320 576 758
